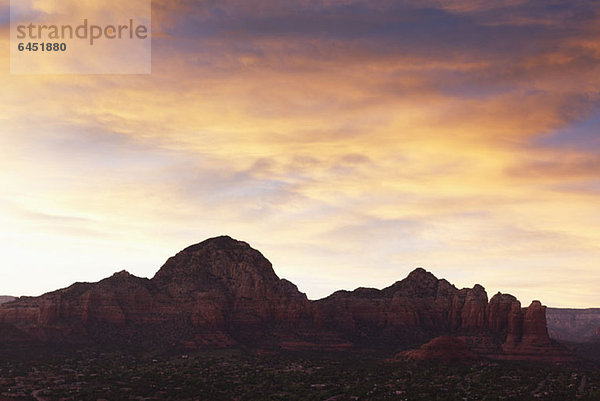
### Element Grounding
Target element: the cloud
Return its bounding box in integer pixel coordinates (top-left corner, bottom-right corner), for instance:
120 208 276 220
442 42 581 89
1 0 600 306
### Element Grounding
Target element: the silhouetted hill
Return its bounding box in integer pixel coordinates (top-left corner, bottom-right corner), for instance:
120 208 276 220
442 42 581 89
0 236 576 362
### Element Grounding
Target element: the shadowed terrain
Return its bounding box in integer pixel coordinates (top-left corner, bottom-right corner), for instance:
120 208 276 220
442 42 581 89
0 236 575 363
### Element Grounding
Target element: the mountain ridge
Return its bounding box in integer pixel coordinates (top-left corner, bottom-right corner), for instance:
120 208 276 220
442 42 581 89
0 236 575 362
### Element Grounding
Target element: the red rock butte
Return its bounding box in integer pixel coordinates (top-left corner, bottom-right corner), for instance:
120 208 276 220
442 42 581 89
0 236 576 362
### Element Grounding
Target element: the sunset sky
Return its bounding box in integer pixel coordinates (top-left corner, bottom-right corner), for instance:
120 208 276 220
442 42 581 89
1 0 599 307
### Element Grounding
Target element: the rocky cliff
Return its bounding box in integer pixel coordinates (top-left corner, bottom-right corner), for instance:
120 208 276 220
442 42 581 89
0 296 15 305
0 237 310 347
314 268 573 361
0 236 575 361
399 335 478 362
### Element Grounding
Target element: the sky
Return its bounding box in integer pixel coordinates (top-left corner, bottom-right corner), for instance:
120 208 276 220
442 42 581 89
1 0 599 307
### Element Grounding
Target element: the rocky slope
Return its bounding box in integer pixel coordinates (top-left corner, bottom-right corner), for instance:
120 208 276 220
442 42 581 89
0 296 15 305
315 268 573 361
0 237 310 347
399 335 478 361
0 236 575 361
547 308 600 343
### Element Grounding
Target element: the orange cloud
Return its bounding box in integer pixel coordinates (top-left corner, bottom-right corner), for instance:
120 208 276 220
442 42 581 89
0 0 599 307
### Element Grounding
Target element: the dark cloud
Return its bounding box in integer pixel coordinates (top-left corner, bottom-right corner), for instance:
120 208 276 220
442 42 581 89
0 5 9 26
536 110 600 151
150 0 600 131
155 0 597 58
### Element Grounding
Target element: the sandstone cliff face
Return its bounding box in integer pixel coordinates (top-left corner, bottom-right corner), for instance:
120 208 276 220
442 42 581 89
314 268 494 342
399 335 478 362
0 274 159 343
460 285 488 332
486 293 517 334
0 237 311 346
0 236 574 361
313 268 571 361
314 269 460 345
498 301 576 362
152 237 310 330
313 269 453 344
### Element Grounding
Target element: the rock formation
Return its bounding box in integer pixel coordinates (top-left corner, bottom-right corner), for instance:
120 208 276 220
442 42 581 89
0 296 15 305
399 335 478 362
497 301 576 362
0 237 311 347
314 268 573 361
0 236 575 362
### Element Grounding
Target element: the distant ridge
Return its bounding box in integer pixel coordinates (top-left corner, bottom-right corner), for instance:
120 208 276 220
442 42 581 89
0 236 576 362
0 296 15 305
547 308 600 343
